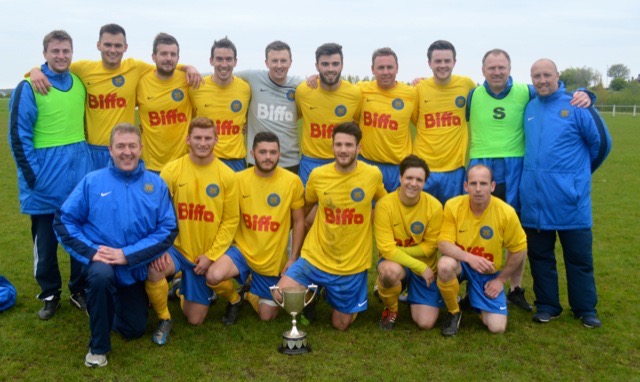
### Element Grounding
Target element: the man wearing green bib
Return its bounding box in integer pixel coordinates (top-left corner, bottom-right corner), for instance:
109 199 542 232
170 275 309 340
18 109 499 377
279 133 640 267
8 30 92 320
466 49 592 311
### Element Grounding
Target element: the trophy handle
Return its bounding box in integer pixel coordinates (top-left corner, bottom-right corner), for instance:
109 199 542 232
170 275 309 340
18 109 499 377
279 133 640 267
269 286 285 309
304 284 319 307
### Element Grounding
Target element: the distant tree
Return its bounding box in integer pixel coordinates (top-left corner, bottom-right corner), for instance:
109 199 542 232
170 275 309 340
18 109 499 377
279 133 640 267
609 77 627 91
560 66 598 90
607 64 630 80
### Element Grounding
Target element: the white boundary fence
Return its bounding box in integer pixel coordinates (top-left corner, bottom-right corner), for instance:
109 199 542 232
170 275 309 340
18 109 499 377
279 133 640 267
595 105 638 117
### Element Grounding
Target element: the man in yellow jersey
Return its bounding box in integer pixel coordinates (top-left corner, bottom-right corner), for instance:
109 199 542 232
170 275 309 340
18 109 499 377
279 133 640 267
9 30 92 320
374 155 443 330
411 40 476 205
29 24 201 169
276 122 386 331
189 37 251 172
136 33 192 173
436 164 527 336
206 132 305 321
296 43 362 185
145 116 239 345
358 48 416 192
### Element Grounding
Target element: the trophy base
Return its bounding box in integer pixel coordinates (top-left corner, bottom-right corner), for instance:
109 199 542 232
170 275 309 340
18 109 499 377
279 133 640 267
278 333 312 355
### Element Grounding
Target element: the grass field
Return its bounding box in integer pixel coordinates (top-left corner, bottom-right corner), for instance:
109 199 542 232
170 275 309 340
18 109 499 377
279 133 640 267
0 97 639 381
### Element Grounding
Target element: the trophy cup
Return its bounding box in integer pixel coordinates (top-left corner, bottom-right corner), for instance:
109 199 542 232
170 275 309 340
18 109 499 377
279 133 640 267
270 284 318 355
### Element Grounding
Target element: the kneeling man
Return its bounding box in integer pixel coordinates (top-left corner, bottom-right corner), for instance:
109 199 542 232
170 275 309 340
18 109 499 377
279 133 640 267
437 164 527 336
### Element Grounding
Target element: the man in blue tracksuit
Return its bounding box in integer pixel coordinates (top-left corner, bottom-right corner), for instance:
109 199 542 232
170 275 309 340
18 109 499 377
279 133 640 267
8 30 91 319
54 123 178 367
520 59 611 328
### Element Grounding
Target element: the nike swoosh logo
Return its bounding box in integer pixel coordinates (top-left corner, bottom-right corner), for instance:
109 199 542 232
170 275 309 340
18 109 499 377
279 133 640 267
179 183 187 187
527 117 535 121
204 104 214 107
147 96 153 100
310 107 317 110
458 230 467 232
357 300 367 307
259 88 267 92
424 100 430 103
242 195 250 198
100 192 112 197
393 223 401 226
323 191 331 195
366 99 372 102
499 306 507 310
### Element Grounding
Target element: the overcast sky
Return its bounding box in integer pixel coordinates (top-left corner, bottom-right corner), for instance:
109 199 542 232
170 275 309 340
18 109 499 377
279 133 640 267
1 0 637 89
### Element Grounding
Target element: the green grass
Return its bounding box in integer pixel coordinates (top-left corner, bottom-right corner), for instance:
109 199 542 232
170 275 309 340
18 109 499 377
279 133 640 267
1 98 639 380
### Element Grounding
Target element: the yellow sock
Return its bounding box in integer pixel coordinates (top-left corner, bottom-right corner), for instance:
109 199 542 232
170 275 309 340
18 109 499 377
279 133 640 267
245 292 260 313
351 312 358 323
437 277 460 314
377 279 402 313
208 280 240 304
145 279 171 320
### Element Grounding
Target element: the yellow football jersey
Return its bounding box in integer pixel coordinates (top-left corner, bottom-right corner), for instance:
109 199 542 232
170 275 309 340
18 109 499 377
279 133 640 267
374 191 443 274
438 195 526 272
302 161 386 275
411 75 476 172
70 58 154 146
189 76 251 159
296 80 361 159
234 167 304 276
160 155 239 262
137 71 192 172
358 81 416 164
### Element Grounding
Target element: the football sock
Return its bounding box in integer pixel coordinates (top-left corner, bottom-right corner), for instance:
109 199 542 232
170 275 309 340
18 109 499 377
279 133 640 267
145 278 171 320
437 277 460 314
377 278 401 313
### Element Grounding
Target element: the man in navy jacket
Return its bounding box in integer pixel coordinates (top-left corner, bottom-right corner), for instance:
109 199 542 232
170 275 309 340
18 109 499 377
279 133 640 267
520 59 611 328
54 123 178 367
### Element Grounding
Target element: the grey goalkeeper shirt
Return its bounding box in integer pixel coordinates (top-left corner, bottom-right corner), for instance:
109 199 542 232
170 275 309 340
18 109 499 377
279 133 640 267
236 70 302 168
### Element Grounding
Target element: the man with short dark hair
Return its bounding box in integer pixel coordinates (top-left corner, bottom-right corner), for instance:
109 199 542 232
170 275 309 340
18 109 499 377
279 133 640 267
136 32 193 172
54 123 177 367
206 131 305 322
145 116 239 345
236 41 302 173
190 37 251 172
358 48 417 192
9 29 92 320
412 40 476 205
276 122 386 331
374 155 443 330
296 43 362 185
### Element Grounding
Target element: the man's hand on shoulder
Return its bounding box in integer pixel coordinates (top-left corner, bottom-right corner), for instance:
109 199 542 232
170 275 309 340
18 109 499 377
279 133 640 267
29 68 51 95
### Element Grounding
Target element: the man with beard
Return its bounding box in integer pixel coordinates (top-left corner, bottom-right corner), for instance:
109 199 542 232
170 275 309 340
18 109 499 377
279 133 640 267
206 132 305 322
190 37 251 172
295 43 362 186
136 33 193 172
145 116 239 345
411 40 476 205
275 122 386 331
30 24 201 170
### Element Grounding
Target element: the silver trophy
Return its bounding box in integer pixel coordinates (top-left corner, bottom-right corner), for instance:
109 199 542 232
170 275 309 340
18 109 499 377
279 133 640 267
270 284 318 355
